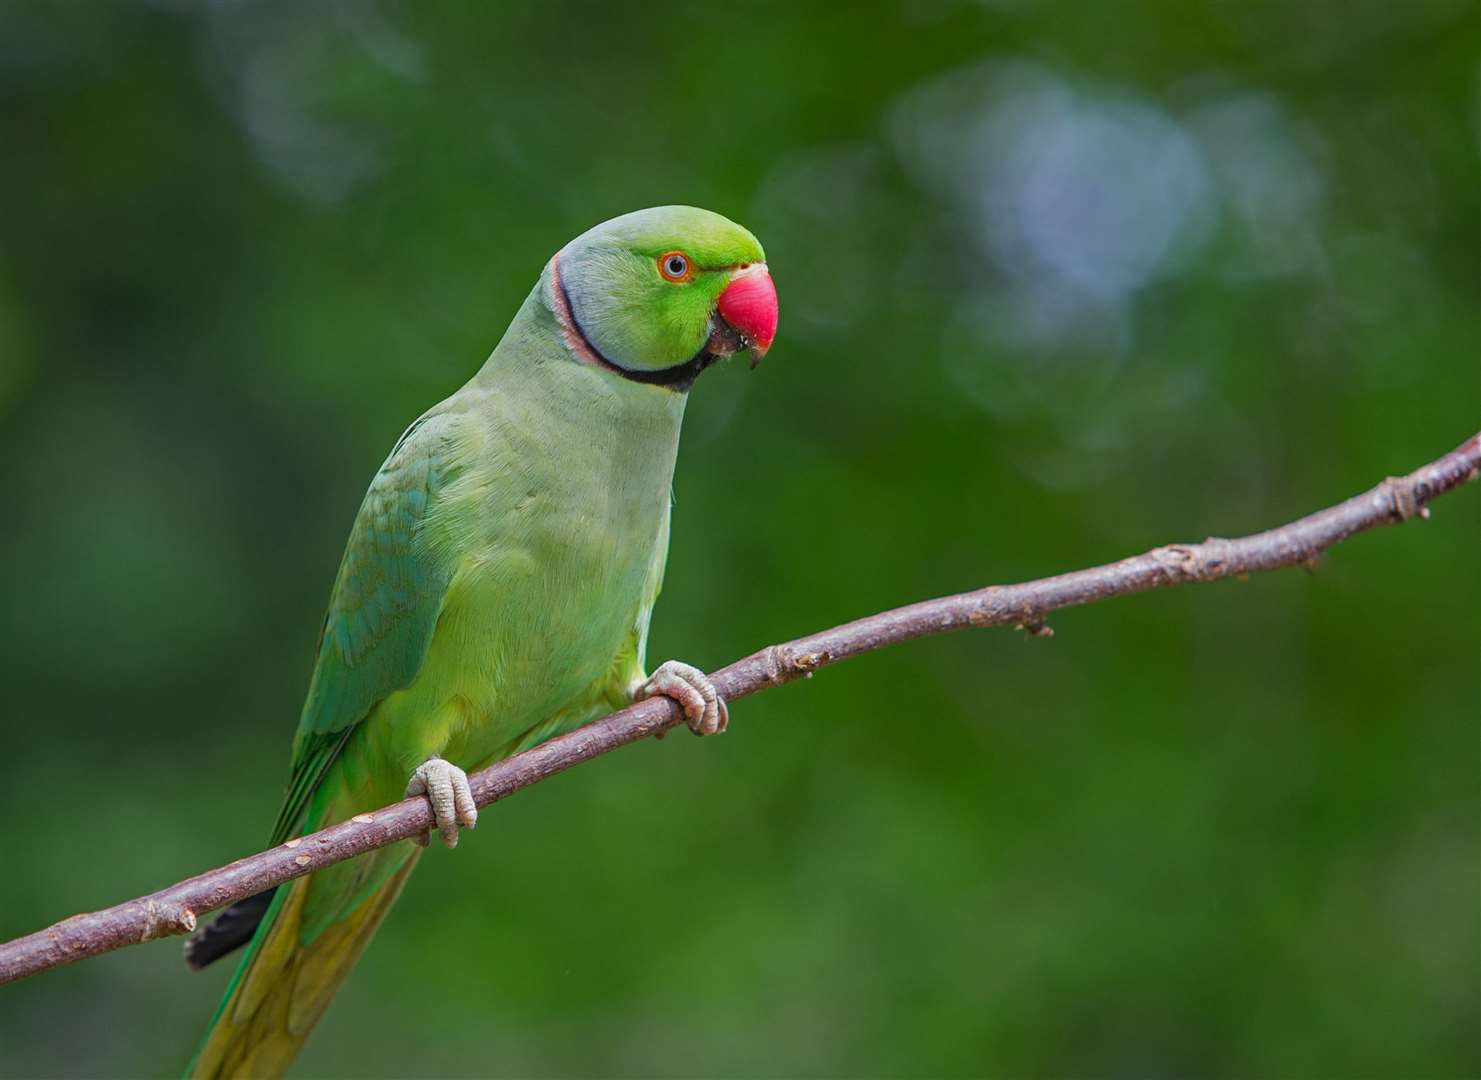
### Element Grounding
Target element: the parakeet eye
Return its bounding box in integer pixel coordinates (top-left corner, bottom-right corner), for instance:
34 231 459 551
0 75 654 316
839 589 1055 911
658 251 692 282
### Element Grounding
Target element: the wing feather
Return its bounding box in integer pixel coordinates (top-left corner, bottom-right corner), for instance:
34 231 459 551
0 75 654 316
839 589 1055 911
269 408 469 844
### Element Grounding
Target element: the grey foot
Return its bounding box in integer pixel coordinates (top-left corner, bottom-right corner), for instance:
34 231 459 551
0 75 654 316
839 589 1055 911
634 660 728 736
405 756 477 848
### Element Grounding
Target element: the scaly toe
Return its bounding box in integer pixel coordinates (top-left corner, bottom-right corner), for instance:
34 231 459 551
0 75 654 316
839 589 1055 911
405 756 477 849
636 660 727 737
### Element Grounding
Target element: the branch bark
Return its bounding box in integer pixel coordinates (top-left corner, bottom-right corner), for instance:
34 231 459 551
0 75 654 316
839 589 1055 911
3 432 1477 986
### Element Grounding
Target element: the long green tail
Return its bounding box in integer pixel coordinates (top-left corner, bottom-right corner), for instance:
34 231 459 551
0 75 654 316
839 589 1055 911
185 843 421 1078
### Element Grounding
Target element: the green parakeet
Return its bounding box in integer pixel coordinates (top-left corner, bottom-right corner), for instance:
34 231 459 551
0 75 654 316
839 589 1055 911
184 206 778 1078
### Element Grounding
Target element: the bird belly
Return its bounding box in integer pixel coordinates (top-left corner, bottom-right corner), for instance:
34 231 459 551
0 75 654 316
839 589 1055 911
355 504 659 789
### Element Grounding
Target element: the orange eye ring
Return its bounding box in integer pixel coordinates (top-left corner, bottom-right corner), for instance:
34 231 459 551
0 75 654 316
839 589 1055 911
657 251 693 282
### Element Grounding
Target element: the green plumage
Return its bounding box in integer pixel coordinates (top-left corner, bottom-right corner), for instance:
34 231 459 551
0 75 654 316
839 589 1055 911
188 207 767 1078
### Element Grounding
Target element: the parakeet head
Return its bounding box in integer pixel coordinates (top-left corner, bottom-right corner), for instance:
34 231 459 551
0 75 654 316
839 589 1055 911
548 205 778 391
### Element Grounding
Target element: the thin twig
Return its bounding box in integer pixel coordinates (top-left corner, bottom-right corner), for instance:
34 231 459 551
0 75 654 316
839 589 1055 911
2 432 1477 987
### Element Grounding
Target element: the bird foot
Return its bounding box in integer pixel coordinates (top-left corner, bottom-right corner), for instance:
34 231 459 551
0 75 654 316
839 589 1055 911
633 660 728 736
405 756 478 848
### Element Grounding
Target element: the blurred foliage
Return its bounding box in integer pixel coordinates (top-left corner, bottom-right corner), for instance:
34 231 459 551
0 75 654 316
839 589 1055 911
1 1 1477 1077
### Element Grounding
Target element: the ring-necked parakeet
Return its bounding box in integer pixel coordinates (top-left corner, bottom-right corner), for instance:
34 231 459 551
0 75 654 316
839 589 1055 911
184 206 779 1078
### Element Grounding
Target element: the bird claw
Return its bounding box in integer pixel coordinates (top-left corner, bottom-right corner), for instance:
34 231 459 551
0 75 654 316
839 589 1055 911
634 660 729 736
405 756 477 848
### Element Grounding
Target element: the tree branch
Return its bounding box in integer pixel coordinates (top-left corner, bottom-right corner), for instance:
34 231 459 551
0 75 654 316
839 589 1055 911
3 432 1477 986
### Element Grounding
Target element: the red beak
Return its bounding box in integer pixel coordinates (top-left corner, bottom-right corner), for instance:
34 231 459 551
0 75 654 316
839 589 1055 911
716 264 778 362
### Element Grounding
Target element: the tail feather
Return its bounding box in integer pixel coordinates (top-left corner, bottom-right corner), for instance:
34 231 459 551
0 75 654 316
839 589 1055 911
187 849 421 1079
183 889 277 971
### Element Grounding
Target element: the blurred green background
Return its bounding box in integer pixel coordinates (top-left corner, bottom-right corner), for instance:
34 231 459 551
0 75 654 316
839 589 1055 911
1 2 1477 1077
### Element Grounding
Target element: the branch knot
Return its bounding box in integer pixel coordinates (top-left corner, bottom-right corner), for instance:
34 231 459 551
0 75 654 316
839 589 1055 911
1150 542 1227 582
136 899 196 942
1382 476 1425 522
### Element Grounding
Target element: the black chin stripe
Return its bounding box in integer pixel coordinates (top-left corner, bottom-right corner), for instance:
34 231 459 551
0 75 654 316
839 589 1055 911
556 273 715 392
607 348 720 391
